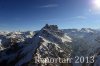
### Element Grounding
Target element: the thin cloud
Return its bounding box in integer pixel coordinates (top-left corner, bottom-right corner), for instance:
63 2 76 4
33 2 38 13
72 16 87 19
75 16 87 19
40 4 58 8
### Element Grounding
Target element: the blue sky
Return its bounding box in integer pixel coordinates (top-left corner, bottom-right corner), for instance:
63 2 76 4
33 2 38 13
0 0 100 31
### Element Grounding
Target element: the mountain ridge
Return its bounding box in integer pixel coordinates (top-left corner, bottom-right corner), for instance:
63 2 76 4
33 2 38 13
0 24 100 66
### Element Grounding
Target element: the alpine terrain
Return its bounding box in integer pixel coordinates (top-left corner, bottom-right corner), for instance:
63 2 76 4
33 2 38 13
0 24 100 66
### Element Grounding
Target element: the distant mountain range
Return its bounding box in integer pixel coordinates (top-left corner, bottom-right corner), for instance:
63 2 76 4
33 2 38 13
0 24 100 66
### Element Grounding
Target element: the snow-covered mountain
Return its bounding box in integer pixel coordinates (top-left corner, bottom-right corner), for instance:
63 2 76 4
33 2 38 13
0 24 72 66
0 24 100 66
62 28 100 66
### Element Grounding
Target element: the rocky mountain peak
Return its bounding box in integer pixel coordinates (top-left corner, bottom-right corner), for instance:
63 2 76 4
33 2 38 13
80 28 94 33
40 24 65 38
42 24 58 31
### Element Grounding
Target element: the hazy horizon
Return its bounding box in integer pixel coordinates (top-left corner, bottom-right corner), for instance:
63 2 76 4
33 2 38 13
0 24 100 32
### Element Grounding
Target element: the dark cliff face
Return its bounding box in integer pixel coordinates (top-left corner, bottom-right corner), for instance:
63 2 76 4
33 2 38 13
43 24 58 31
42 24 64 37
